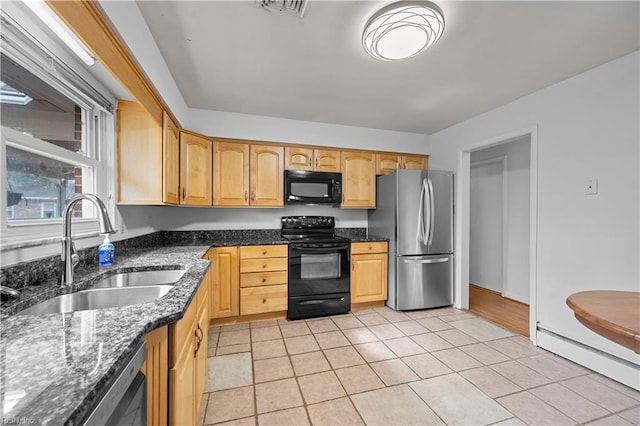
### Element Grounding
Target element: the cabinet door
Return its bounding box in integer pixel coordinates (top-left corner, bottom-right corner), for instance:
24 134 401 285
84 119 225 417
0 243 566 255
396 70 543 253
314 149 341 172
376 153 401 175
351 253 388 304
207 247 240 319
341 151 376 208
169 339 196 426
213 141 250 206
143 326 168 426
402 155 428 170
250 144 284 207
194 302 209 416
117 101 163 204
179 132 212 206
285 146 313 171
163 112 180 204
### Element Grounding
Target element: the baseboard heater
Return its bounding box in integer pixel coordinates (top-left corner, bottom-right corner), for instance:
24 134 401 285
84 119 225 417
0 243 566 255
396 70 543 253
536 324 640 391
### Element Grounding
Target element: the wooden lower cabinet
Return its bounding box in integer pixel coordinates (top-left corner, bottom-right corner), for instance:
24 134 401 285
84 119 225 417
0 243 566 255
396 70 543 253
351 242 389 306
169 282 209 426
239 245 288 316
169 338 196 426
207 247 240 319
142 326 168 426
194 296 209 415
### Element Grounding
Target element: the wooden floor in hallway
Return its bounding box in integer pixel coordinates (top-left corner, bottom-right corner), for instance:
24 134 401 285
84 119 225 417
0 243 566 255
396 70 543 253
469 284 530 337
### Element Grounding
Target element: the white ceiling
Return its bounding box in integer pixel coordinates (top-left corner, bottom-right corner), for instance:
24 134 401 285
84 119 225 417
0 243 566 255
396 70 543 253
136 1 639 135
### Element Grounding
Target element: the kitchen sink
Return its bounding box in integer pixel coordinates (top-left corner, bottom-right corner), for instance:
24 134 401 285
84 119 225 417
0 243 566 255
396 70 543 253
92 269 186 289
17 285 173 315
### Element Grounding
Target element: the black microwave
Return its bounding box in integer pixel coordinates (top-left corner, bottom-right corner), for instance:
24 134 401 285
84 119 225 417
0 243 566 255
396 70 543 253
284 170 342 206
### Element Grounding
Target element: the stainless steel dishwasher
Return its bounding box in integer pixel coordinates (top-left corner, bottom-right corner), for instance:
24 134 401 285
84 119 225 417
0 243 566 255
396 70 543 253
83 342 146 425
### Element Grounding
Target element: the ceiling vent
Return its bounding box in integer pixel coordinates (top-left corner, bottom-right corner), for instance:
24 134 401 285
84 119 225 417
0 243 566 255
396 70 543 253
256 0 307 18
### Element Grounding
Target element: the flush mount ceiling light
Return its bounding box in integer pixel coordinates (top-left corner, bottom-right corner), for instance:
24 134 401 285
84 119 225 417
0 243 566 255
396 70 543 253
362 1 445 61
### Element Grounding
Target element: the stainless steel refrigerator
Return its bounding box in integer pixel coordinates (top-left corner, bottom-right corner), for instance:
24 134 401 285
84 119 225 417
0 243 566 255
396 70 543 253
368 169 454 310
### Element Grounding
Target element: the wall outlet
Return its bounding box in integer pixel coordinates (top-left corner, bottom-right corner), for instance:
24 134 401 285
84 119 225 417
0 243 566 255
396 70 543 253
585 178 598 195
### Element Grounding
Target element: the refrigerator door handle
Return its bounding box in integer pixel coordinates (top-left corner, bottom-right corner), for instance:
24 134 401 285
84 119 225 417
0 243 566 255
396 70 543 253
402 257 449 264
427 178 435 245
420 178 430 245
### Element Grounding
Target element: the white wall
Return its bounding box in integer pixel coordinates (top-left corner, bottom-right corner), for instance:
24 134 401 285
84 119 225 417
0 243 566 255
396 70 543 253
470 137 530 303
151 204 366 231
430 51 640 366
190 109 430 154
97 0 191 127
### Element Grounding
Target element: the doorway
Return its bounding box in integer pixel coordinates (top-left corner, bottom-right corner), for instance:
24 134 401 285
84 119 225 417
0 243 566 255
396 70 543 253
454 128 538 341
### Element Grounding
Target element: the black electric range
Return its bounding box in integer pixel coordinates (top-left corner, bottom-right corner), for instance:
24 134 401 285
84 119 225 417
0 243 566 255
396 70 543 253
282 216 351 320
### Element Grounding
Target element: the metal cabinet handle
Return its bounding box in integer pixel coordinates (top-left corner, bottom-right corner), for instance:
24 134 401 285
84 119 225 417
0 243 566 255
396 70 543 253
262 277 267 283
194 324 203 356
262 250 267 255
262 298 267 304
315 157 318 168
262 264 267 268
309 157 312 168
182 187 186 200
244 190 248 203
251 192 256 202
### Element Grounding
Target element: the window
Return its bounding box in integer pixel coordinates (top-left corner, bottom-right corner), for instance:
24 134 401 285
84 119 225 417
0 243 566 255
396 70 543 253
2 54 101 225
0 7 116 246
40 202 56 219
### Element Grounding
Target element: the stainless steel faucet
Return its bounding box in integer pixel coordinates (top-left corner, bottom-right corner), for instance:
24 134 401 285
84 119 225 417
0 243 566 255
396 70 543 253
61 194 115 287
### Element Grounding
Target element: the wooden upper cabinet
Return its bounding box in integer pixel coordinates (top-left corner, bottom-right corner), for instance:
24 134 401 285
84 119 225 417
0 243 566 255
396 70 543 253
285 147 341 172
284 147 313 171
403 154 429 170
250 144 284 207
179 131 212 206
117 101 163 204
163 112 180 204
213 141 250 206
376 153 429 175
314 149 341 172
341 151 375 208
376 153 401 175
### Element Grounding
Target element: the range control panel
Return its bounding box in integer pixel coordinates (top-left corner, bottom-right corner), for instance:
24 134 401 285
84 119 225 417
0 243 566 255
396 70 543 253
281 216 335 230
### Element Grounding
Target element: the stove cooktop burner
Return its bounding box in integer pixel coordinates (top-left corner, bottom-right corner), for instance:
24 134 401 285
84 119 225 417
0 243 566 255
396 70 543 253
280 215 349 244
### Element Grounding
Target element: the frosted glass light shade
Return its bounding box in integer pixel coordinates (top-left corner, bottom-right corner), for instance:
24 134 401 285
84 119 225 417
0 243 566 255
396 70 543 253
363 1 445 61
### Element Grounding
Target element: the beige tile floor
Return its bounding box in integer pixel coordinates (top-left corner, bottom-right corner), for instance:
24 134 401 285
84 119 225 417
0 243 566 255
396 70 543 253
199 307 640 426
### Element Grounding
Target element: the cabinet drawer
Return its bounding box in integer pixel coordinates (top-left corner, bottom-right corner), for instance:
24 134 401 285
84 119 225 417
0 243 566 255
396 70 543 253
351 241 388 254
240 284 288 315
240 245 288 259
240 257 288 273
240 271 288 288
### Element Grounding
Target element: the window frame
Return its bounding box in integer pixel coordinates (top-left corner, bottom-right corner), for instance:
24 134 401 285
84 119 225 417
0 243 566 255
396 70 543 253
1 123 108 243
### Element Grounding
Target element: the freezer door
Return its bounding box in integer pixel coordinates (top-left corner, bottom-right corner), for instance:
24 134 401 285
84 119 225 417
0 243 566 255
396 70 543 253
395 254 453 310
426 170 454 255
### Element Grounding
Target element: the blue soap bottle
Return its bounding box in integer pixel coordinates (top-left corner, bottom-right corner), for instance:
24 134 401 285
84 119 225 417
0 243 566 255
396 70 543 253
98 235 115 267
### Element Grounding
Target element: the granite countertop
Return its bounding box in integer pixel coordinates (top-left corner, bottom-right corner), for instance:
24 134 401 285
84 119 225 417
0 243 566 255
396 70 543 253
1 245 211 425
0 228 387 425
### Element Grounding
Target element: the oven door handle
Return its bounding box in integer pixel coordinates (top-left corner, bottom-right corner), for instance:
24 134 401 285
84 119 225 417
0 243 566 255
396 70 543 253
298 297 346 305
291 244 350 252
